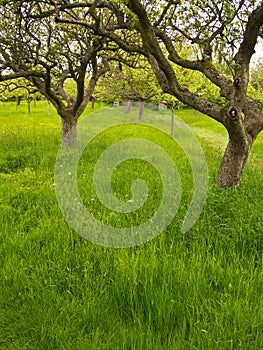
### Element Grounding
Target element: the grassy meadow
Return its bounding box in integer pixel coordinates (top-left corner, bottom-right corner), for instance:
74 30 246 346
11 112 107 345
0 101 262 349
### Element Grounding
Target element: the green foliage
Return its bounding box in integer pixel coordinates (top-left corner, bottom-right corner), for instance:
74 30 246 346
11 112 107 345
64 79 77 100
170 46 228 107
0 1 108 120
249 63 263 108
0 78 41 103
247 84 263 109
251 62 263 90
95 59 161 103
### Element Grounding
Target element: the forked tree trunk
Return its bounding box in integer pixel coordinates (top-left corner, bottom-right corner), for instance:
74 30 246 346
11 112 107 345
62 116 78 147
216 137 252 187
137 100 144 120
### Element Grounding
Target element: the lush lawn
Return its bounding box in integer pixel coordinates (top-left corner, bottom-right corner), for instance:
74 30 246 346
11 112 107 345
0 101 262 349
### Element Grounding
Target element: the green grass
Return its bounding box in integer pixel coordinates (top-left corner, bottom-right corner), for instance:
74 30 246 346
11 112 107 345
176 108 263 166
0 101 263 349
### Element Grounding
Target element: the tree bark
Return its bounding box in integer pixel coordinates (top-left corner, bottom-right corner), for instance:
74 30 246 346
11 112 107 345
137 100 144 120
27 98 31 114
125 100 132 114
91 96 95 109
170 108 175 139
216 137 252 188
16 96 21 111
47 100 51 116
62 116 78 147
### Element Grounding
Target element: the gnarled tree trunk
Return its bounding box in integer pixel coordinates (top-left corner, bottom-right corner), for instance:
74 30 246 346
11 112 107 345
216 121 254 187
216 139 252 187
62 116 78 148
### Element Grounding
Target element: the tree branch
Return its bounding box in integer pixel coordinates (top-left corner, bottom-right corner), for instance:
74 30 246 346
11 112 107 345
0 70 46 81
234 3 263 90
127 0 226 124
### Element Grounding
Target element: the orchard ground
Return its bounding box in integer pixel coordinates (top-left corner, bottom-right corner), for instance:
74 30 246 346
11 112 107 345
0 101 262 349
